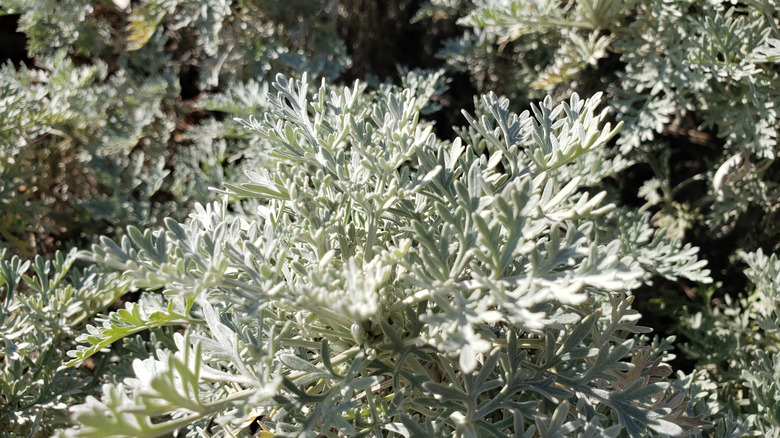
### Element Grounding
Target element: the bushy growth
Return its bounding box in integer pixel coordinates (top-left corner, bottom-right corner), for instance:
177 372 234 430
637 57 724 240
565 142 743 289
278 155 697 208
423 0 780 241
1 0 778 436
418 0 780 434
0 0 347 256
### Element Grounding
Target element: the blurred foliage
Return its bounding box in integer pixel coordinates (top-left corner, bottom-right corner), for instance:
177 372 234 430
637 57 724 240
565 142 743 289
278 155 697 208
0 0 348 257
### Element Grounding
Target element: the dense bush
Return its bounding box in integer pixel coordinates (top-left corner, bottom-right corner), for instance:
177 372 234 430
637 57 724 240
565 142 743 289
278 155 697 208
416 0 780 435
1 0 779 436
1 1 347 434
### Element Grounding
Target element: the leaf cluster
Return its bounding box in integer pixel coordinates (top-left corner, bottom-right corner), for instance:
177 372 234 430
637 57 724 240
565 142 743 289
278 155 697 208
56 74 711 437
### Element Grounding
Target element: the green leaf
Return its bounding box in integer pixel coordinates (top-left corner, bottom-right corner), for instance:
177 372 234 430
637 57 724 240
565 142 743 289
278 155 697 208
63 296 194 368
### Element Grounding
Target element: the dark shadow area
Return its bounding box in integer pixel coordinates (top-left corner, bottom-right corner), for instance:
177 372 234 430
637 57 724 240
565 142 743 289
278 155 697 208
336 0 474 139
0 14 30 67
